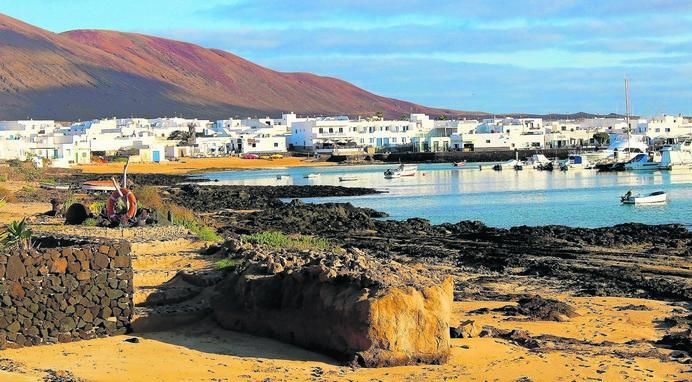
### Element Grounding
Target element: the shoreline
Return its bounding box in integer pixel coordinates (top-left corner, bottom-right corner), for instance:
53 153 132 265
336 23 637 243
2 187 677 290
0 180 689 381
74 156 335 175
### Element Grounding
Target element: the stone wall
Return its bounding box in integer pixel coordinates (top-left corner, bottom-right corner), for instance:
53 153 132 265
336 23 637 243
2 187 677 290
212 244 453 367
0 236 133 349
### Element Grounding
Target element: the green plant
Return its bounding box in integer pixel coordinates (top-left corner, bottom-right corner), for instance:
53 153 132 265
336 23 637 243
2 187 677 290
215 258 242 271
2 218 33 250
89 201 106 215
0 198 6 210
0 175 7 182
241 231 330 251
82 218 98 227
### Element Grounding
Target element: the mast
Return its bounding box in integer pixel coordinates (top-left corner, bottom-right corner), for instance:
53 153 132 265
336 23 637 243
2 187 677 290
625 78 631 157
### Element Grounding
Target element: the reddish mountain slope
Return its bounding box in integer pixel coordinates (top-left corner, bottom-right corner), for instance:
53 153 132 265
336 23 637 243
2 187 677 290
0 13 471 120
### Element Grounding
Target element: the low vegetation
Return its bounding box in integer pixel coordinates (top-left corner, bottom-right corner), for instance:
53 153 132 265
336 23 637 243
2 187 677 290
2 218 33 250
137 185 221 242
241 231 330 251
0 186 15 203
215 258 242 271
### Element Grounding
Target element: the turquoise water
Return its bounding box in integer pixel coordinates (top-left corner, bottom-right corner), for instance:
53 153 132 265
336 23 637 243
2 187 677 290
198 163 692 228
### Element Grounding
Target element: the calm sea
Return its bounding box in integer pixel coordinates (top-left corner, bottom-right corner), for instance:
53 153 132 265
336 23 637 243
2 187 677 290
198 163 692 228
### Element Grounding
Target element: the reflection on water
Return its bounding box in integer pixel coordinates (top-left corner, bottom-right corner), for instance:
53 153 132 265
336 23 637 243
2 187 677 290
198 163 692 228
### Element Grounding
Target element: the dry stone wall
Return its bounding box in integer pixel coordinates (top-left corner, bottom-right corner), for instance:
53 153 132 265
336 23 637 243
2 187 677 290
0 236 133 349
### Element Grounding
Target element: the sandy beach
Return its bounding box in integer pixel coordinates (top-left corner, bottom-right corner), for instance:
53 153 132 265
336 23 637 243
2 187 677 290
0 176 689 382
75 156 333 174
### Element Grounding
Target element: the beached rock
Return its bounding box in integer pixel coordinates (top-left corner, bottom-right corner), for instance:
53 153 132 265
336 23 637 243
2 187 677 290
212 246 453 367
450 320 481 338
494 295 579 322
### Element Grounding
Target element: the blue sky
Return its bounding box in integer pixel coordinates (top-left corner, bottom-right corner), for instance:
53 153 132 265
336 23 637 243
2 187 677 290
3 0 692 115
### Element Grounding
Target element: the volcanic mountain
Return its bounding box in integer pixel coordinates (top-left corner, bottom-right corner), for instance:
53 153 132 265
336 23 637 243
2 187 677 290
0 13 470 120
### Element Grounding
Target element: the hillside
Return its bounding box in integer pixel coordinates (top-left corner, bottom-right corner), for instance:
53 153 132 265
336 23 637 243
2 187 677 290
0 13 471 120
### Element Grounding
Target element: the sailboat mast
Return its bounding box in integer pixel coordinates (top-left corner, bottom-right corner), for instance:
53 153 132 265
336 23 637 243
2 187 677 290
625 78 631 156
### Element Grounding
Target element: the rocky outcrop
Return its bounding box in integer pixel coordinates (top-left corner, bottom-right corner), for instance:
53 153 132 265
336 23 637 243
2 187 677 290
0 236 133 349
171 185 381 212
212 244 453 367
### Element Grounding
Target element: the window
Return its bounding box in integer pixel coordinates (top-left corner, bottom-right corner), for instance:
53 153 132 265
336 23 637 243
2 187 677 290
338 128 343 133
319 128 323 133
655 128 660 132
369 138 374 144
402 137 407 143
360 138 365 143
392 137 397 143
274 142 279 147
486 140 491 143
328 128 333 133
252 143 256 148
665 128 671 132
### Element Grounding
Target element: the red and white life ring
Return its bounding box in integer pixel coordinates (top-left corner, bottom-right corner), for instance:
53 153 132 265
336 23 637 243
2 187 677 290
106 188 137 221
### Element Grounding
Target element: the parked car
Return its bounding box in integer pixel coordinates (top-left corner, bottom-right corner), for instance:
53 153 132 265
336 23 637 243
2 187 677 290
242 153 259 159
270 154 284 159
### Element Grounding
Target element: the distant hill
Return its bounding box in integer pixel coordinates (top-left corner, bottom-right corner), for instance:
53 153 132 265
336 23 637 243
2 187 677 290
0 13 477 121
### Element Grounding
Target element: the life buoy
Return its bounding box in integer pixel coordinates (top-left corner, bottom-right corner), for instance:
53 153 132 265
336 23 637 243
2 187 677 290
106 188 137 221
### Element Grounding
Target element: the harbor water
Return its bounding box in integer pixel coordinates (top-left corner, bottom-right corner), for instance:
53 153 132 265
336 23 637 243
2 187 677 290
199 163 692 228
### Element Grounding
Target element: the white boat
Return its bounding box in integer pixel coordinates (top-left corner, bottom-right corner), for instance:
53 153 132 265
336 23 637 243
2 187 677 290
276 175 283 180
384 164 417 178
565 154 593 169
81 180 117 192
624 153 661 171
525 154 552 169
452 160 466 167
659 141 692 170
40 183 70 191
338 176 358 182
492 159 519 171
304 173 321 179
620 190 667 204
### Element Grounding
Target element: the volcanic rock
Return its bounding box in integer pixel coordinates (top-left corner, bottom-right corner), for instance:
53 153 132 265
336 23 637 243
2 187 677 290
212 246 453 367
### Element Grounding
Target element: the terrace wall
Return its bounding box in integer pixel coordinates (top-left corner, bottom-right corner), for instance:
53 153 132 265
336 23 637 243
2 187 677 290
0 236 133 349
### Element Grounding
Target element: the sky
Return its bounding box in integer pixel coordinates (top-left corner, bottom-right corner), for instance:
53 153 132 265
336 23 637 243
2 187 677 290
3 0 692 115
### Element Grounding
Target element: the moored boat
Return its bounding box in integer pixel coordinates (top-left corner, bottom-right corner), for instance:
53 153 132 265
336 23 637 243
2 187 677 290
384 164 417 178
659 141 692 170
339 176 358 182
492 159 519 171
620 190 667 204
452 160 466 167
304 173 321 179
624 153 661 171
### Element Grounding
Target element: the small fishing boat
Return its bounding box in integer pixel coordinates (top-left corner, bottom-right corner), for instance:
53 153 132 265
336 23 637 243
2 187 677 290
513 163 524 171
304 173 321 179
276 175 283 180
384 164 417 179
339 176 358 182
453 160 466 167
620 190 667 204
40 183 70 191
81 180 117 193
492 159 519 171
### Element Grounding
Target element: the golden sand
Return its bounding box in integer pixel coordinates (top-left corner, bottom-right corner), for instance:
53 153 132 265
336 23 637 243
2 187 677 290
76 156 333 175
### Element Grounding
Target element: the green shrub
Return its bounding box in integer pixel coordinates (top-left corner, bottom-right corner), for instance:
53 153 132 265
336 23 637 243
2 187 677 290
89 201 106 215
0 175 7 182
241 231 330 251
215 258 242 271
82 218 98 227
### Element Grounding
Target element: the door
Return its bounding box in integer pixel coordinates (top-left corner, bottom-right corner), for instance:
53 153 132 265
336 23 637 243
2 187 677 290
153 151 161 162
